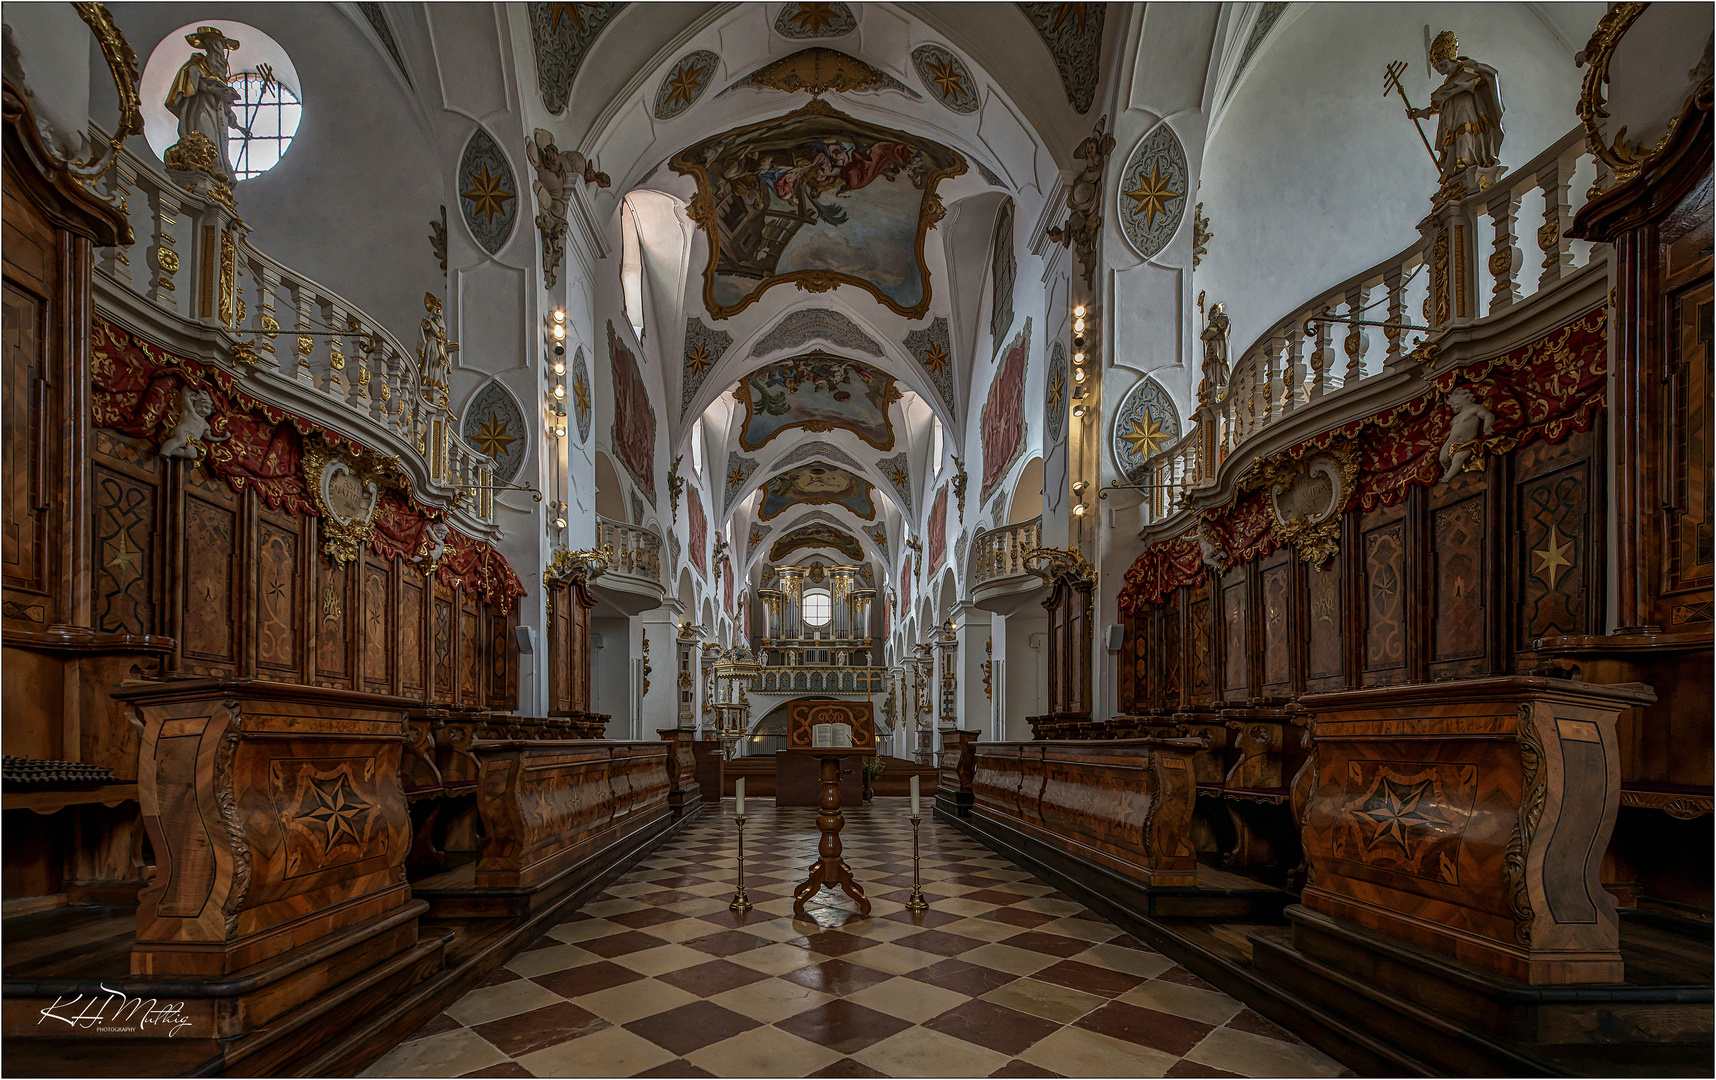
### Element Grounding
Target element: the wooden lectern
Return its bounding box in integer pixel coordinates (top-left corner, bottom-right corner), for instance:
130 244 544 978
784 702 877 915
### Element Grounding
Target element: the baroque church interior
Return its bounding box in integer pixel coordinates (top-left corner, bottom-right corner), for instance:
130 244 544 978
1 1 1712 1076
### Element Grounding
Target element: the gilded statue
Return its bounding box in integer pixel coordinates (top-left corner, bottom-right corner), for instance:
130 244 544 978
163 26 246 180
1408 31 1506 184
1046 117 1116 290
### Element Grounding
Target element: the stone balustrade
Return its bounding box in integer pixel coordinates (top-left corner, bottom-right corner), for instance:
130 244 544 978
90 131 499 535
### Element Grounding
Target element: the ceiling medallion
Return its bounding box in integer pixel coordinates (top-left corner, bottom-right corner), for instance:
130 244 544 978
1116 120 1189 260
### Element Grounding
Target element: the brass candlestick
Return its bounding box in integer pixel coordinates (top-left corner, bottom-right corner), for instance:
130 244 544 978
729 814 752 912
905 815 929 911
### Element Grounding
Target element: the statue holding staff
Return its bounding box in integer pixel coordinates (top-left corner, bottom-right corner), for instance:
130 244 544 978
163 26 247 180
1403 31 1506 183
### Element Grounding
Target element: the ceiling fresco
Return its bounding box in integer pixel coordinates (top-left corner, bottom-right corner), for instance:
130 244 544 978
723 450 759 513
769 521 864 562
757 463 876 520
673 100 967 320
737 352 901 452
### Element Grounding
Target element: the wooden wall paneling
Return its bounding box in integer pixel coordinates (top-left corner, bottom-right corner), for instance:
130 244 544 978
400 569 425 700
488 604 516 711
1359 502 1408 686
2 266 56 625
432 580 454 703
178 467 241 678
1163 590 1183 712
1220 566 1250 702
546 582 572 715
1428 468 1489 681
459 593 480 706
362 552 392 694
253 510 302 682
1260 549 1292 698
1305 552 1344 692
1404 484 1428 684
88 434 163 639
315 538 354 688
1512 431 1601 651
1189 576 1213 707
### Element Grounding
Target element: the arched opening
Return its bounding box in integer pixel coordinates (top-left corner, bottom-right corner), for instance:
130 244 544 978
594 451 626 521
1007 456 1044 524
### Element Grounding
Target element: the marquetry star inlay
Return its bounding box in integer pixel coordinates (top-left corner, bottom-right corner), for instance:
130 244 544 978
1353 775 1442 857
1120 413 1169 458
461 165 515 224
664 62 707 108
925 56 964 99
294 772 371 854
103 533 142 585
1126 161 1179 228
1532 526 1575 590
473 412 517 459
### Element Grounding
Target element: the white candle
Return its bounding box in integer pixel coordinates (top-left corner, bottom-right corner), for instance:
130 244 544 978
910 774 919 817
735 777 745 817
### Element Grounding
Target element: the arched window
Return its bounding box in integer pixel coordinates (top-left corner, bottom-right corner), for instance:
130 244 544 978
931 418 944 476
621 198 645 340
802 588 832 627
690 417 704 475
230 73 301 179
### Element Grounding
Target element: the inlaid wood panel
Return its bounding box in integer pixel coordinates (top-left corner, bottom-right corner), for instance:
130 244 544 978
363 558 390 693
1261 554 1291 694
92 465 157 635
1221 569 1249 699
1431 480 1487 679
1515 436 1595 642
318 557 351 684
460 598 479 705
1361 509 1407 686
1162 591 1182 710
400 574 425 697
433 587 454 702
255 518 299 677
1306 561 1343 690
181 480 238 673
1189 585 1212 705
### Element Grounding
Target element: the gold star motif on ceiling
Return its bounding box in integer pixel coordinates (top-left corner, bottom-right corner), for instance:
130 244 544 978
1051 3 1088 32
1048 370 1066 412
728 466 747 489
549 3 584 32
295 772 372 854
1126 161 1179 229
922 344 949 374
461 165 515 224
473 412 518 459
573 375 590 416
664 61 707 108
103 533 142 586
789 2 841 32
1120 412 1169 459
1532 526 1576 590
685 343 712 375
890 464 910 488
925 56 964 99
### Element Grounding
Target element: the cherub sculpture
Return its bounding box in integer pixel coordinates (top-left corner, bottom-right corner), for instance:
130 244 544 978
159 385 230 459
1046 117 1116 289
1438 386 1496 482
525 129 610 288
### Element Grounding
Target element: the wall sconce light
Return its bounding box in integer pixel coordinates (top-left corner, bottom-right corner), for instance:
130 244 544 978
1073 305 1086 318
1072 404 1086 418
1073 502 1088 516
1073 366 1086 382
554 383 566 399
553 359 566 376
1072 480 1088 495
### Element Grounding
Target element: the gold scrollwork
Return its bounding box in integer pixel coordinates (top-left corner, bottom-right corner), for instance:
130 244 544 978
1255 441 1361 568
71 2 143 173
1577 3 1682 194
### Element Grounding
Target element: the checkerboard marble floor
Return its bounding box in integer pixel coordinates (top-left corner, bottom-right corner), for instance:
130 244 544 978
364 801 1348 1078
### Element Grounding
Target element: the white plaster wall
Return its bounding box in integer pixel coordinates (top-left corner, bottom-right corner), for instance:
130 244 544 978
1196 3 1603 355
6 5 93 160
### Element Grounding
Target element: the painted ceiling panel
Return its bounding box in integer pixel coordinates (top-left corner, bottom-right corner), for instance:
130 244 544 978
737 352 901 452
757 463 876 520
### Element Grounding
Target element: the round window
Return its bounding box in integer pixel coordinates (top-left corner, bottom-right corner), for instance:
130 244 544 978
140 21 302 181
802 590 832 628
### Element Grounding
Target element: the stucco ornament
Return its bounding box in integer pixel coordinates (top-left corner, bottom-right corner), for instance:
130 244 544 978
1438 386 1497 482
462 380 528 484
570 346 592 443
158 385 230 460
653 50 719 121
1046 118 1116 290
457 127 519 255
1265 450 1359 566
303 442 383 566
1408 31 1506 189
163 26 243 183
526 129 610 289
911 44 979 114
1111 377 1182 485
1116 121 1189 260
1045 340 1069 444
